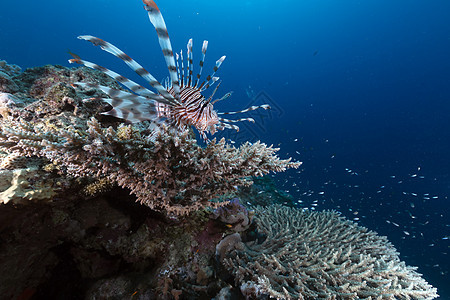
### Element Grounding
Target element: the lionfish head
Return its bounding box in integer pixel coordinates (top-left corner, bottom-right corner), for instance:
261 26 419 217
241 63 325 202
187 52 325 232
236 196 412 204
197 103 219 133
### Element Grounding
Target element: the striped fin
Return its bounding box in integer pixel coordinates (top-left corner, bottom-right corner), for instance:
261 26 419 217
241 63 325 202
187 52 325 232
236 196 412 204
195 40 208 87
201 76 220 92
73 82 172 106
77 35 178 106
68 57 159 100
219 117 255 123
211 91 233 105
162 76 170 89
180 50 185 87
200 56 226 92
187 39 193 87
83 94 159 123
102 100 159 123
143 0 181 100
218 104 271 115
175 53 181 84
219 122 240 131
206 80 222 104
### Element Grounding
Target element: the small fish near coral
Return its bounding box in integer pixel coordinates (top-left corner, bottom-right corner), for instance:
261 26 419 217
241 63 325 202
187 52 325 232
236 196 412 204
69 0 270 141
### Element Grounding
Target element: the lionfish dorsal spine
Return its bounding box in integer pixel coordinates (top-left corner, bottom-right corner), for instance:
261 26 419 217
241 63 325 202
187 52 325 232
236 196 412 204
187 38 194 87
175 53 181 86
200 56 226 92
206 80 222 104
211 91 233 105
180 50 185 87
143 0 181 100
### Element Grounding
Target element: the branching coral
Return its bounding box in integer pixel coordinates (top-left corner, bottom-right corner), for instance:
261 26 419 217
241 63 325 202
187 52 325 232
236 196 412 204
0 115 301 214
219 205 438 299
0 60 21 93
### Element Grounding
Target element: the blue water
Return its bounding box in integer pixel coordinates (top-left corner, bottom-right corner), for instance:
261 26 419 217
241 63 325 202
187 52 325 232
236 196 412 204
1 0 449 297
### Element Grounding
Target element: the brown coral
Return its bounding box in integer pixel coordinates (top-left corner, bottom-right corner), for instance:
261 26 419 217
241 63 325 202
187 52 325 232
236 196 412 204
0 115 301 214
0 61 301 214
220 205 438 299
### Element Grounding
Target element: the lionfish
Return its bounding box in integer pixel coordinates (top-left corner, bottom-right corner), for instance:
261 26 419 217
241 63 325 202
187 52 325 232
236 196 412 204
70 0 270 140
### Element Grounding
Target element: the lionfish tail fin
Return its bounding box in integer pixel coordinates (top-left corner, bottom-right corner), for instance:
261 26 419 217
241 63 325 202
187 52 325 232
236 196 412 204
74 82 159 123
143 0 181 99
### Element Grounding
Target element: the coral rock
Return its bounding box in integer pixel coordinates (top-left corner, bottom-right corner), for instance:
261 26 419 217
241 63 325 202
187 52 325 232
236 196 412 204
220 205 439 299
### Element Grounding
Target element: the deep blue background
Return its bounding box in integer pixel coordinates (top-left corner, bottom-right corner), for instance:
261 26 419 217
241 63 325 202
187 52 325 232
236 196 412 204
1 0 449 297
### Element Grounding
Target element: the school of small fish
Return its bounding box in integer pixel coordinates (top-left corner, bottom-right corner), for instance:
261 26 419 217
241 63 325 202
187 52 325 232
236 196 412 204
264 137 449 278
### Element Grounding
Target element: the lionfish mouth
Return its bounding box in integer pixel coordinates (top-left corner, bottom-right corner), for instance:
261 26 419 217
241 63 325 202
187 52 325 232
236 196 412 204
69 0 271 140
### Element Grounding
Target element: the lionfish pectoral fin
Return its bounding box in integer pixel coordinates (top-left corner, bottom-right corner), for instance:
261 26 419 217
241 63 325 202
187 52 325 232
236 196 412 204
219 122 240 132
101 98 159 123
72 82 139 102
142 0 159 11
77 35 178 106
219 117 255 124
67 50 81 61
68 57 158 99
218 104 271 115
73 82 160 123
211 91 233 105
199 131 209 142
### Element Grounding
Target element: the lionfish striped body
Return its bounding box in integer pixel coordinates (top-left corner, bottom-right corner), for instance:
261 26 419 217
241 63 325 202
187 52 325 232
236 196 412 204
70 0 270 140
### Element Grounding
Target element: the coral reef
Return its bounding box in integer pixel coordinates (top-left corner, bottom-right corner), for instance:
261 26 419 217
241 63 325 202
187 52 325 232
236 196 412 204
0 60 438 299
0 116 300 215
237 175 297 207
0 60 301 215
0 59 21 77
0 60 21 93
219 205 439 299
0 164 56 204
212 198 253 232
0 190 234 299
